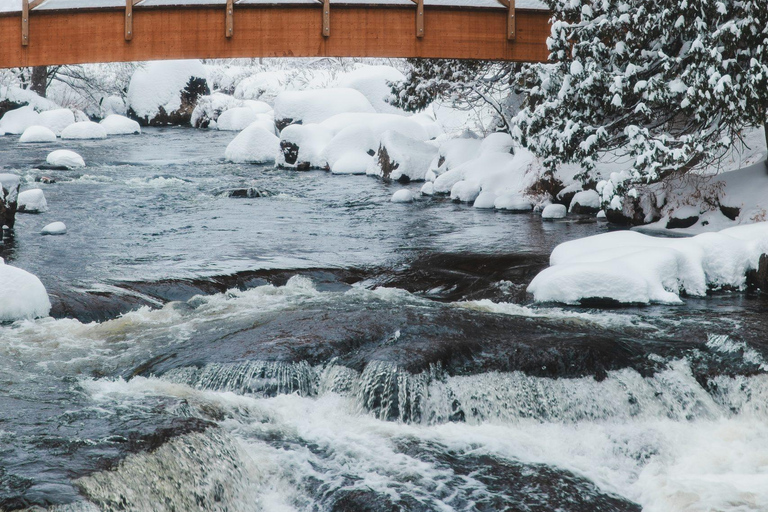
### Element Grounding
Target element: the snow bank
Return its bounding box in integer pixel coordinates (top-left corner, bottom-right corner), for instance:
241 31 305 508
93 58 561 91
494 193 533 211
38 109 75 136
273 88 375 129
216 107 260 131
0 106 40 135
61 121 107 140
391 189 415 203
224 124 280 164
335 65 405 114
17 189 48 213
368 130 437 182
0 261 51 321
41 221 67 235
277 124 333 169
19 126 57 143
47 150 85 168
126 60 208 125
322 124 377 174
100 114 141 135
528 224 768 304
542 204 567 219
321 112 434 141
234 71 288 103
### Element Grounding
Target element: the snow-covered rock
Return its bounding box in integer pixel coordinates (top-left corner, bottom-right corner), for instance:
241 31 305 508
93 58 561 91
0 106 40 135
472 190 498 209
277 124 333 169
41 221 66 235
216 107 260 132
234 72 287 104
331 153 373 175
321 112 433 141
528 224 768 305
368 130 437 183
17 189 47 213
38 109 75 136
542 204 567 219
224 124 280 164
421 182 435 196
479 132 514 155
429 138 482 176
391 189 415 203
569 189 600 214
273 88 375 131
322 124 377 173
494 193 533 211
335 65 406 114
191 93 243 129
127 60 209 126
242 100 273 115
46 150 85 168
61 121 107 140
19 125 57 143
451 180 482 203
0 261 51 321
100 114 141 135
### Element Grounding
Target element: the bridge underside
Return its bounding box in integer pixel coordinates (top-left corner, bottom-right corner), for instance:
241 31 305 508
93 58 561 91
0 5 550 68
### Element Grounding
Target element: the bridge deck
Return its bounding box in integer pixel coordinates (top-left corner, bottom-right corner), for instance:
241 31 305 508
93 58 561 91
0 1 551 68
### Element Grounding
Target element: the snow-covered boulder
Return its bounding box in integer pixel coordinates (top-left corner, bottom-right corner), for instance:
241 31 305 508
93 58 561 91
100 114 141 135
38 109 75 136
368 130 437 183
480 132 514 155
421 182 434 196
127 60 209 126
335 65 406 114
242 100 272 115
322 124 377 174
224 124 280 164
0 261 51 321
542 204 567 219
277 124 333 169
451 180 482 203
234 72 287 104
61 121 107 140
495 193 533 212
0 106 40 135
472 190 498 209
429 138 482 176
191 93 243 129
17 189 47 213
41 221 66 235
331 153 373 175
0 173 20 229
216 107 260 132
273 88 375 131
527 224 768 305
391 189 415 203
569 189 600 214
46 150 85 169
19 125 56 143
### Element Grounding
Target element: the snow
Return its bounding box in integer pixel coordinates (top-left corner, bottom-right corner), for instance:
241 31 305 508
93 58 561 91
335 65 406 114
224 124 280 164
541 204 567 219
331 153 373 175
38 109 76 136
0 174 20 204
46 150 85 168
273 89 376 128
17 189 48 213
41 222 67 235
19 126 57 143
451 180 482 203
100 114 141 135
234 72 289 103
429 138 483 176
494 193 533 211
277 124 333 169
528 224 768 304
126 60 207 120
472 190 498 209
391 189 415 203
320 112 435 141
61 121 108 140
569 189 600 212
217 107 275 133
322 125 377 173
0 106 40 135
368 130 438 182
0 261 51 321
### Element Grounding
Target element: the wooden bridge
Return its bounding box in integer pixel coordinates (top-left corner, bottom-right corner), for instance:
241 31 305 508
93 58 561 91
0 0 551 68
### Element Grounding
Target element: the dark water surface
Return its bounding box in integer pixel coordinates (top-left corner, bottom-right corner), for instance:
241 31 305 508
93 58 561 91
0 128 767 511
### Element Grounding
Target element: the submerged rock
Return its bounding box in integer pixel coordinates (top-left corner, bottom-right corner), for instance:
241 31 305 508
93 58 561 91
213 187 270 198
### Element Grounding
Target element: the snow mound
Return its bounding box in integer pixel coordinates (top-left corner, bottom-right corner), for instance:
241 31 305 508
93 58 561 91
273 88 376 129
429 138 482 176
321 112 433 141
527 224 768 305
542 204 567 219
0 106 40 135
0 174 20 204
41 221 67 235
569 189 600 213
47 150 85 168
495 193 532 211
335 65 406 114
234 72 287 103
331 153 372 175
17 189 47 213
61 121 107 140
0 262 51 321
322 124 377 172
216 107 260 132
451 180 482 203
126 60 208 124
38 109 75 136
19 125 57 143
224 124 280 164
368 130 437 182
100 114 141 135
277 124 333 169
472 190 497 209
391 189 415 203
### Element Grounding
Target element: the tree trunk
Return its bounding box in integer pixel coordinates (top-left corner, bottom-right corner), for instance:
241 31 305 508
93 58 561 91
30 66 48 98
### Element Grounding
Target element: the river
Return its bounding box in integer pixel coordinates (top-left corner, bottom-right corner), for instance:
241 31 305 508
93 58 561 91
1 128 767 511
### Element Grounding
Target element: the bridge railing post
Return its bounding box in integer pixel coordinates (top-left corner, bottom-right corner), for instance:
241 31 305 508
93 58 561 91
226 0 234 38
21 0 46 46
497 0 516 40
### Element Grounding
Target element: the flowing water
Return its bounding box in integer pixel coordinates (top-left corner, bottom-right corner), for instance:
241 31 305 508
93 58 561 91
1 128 767 512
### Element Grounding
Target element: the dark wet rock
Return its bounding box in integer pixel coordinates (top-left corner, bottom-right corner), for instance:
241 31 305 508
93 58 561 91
33 176 56 184
275 117 297 133
369 131 435 183
34 164 72 171
719 203 740 221
213 187 270 198
0 173 20 231
0 99 25 119
605 192 663 226
375 143 400 182
666 214 699 229
128 77 210 127
747 254 768 293
279 140 303 168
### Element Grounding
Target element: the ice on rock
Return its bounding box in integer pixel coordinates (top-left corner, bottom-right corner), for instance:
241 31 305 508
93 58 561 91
224 124 280 164
335 65 406 114
0 106 40 135
542 204 567 219
38 109 75 136
368 130 437 182
495 193 533 211
61 121 108 140
273 88 376 129
528 224 768 304
41 221 67 235
0 261 51 321
17 189 47 213
391 189 415 203
451 180 482 203
46 150 85 168
100 114 141 135
19 126 57 143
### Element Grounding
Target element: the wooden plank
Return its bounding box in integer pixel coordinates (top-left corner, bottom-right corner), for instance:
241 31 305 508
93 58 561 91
21 0 29 46
416 0 424 38
508 0 515 40
226 0 233 38
1 6 551 67
322 0 330 37
125 0 134 40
